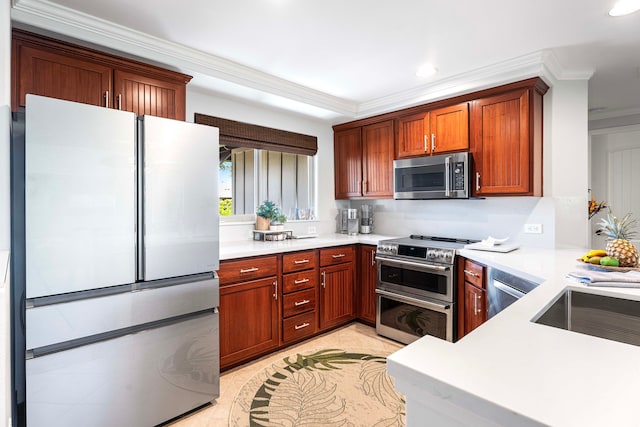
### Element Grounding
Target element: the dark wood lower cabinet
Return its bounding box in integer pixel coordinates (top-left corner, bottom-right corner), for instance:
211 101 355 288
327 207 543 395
220 276 279 369
358 245 377 325
319 262 355 330
464 282 487 334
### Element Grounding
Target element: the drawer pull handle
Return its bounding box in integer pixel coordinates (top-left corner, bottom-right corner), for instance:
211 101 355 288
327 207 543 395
294 259 310 264
294 278 310 285
273 280 278 300
321 271 326 288
240 267 259 273
295 322 310 330
332 254 346 259
104 90 109 108
464 269 480 278
294 299 310 306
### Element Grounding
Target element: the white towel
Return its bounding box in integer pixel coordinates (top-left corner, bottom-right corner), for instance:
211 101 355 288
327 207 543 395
567 264 640 287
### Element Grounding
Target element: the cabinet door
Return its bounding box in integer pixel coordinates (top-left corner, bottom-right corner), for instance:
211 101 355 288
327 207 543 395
319 263 355 330
471 89 532 196
114 69 186 120
464 282 487 335
430 102 469 154
14 43 112 109
358 245 377 325
362 120 394 198
396 112 429 158
334 128 363 199
220 277 279 369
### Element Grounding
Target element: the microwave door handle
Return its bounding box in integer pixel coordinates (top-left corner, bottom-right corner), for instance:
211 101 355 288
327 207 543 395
445 156 451 197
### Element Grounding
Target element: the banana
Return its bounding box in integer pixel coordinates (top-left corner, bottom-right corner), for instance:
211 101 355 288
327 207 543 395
586 249 607 258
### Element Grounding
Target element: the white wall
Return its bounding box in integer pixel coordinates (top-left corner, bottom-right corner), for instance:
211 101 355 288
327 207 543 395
1 0 12 425
544 79 590 248
186 88 337 241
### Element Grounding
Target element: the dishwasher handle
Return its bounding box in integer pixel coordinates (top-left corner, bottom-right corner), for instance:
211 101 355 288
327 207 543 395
492 279 526 299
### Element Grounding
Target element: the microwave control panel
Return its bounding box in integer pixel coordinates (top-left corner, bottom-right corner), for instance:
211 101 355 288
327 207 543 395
453 161 466 190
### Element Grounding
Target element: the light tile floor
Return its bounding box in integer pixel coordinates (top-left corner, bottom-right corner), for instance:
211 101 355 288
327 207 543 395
167 322 403 427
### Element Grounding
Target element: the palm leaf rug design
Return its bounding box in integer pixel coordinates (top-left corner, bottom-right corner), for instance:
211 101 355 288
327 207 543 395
229 349 405 427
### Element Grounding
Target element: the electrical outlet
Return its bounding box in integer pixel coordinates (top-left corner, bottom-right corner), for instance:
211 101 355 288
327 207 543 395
307 226 316 234
524 223 543 234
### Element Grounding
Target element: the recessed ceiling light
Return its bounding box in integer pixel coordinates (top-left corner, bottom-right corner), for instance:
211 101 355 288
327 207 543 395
416 64 438 78
609 0 640 16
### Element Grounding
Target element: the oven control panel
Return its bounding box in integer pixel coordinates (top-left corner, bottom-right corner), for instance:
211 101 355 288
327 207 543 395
376 243 455 265
376 242 398 256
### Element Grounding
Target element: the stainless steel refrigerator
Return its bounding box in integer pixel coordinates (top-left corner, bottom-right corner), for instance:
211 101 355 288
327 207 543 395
10 94 220 427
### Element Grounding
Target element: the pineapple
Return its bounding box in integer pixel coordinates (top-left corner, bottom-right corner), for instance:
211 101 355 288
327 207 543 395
597 210 639 267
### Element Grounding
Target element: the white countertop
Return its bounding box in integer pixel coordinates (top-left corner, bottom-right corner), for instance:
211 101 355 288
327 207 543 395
388 246 640 427
220 233 396 260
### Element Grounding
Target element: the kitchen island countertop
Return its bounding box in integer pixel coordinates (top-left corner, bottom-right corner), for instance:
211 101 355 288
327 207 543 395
388 246 640 427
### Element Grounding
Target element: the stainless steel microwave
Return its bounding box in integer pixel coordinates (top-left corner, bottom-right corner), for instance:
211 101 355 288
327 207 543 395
394 152 470 199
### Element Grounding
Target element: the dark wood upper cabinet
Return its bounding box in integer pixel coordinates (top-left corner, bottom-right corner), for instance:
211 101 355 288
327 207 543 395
430 102 469 154
470 82 545 196
362 120 394 198
396 111 430 158
395 103 468 159
334 127 363 199
12 29 191 120
334 120 393 200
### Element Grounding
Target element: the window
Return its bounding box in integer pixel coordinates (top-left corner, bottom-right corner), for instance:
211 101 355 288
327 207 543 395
194 113 318 222
220 147 315 220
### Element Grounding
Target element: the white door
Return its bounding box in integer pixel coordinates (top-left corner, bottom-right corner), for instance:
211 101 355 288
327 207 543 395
25 95 136 298
139 116 219 281
590 127 640 249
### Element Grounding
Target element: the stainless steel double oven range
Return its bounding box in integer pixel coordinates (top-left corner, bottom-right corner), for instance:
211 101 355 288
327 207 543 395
375 235 477 344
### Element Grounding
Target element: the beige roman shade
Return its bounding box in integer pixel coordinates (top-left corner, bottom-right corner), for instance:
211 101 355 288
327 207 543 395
194 113 318 156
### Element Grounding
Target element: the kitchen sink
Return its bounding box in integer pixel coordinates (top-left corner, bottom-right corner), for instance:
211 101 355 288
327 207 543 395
533 289 640 347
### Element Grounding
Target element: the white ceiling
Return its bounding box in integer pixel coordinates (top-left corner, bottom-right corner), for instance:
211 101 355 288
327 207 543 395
10 0 640 123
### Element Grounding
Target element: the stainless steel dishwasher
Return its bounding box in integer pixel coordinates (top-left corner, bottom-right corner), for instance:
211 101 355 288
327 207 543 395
487 268 540 318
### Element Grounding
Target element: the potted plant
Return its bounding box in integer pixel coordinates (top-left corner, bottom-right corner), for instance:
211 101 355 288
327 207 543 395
256 200 286 230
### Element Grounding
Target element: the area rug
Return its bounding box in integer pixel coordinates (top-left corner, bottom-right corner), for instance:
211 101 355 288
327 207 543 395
229 348 406 427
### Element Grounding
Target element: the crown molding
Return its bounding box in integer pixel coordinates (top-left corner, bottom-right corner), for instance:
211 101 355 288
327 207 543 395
10 0 595 122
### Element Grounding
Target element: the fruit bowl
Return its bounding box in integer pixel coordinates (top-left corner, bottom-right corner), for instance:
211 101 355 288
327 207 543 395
576 259 640 272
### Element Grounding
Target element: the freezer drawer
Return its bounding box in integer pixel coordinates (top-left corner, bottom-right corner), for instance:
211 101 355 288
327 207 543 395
26 312 219 427
25 95 136 298
26 276 219 349
139 115 219 281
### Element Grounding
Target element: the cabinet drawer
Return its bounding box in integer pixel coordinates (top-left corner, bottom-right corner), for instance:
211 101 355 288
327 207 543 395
282 270 317 293
283 288 316 318
283 311 317 342
463 259 485 288
282 250 318 273
218 255 277 284
320 246 354 267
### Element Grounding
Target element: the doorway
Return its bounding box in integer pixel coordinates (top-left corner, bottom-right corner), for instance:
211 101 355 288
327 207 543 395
589 125 640 249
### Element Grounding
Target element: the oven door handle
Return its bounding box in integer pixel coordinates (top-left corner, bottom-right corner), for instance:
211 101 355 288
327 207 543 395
376 255 450 272
376 289 451 313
